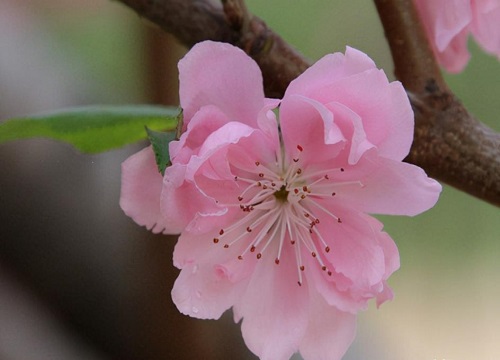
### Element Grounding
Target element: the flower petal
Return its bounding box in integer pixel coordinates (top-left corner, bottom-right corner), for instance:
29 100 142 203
120 146 170 234
179 41 265 128
284 47 377 98
283 50 414 161
234 244 309 360
338 154 442 216
299 292 357 360
414 0 472 72
471 0 500 57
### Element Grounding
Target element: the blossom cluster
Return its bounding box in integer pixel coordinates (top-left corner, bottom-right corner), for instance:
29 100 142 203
414 0 500 72
120 41 441 359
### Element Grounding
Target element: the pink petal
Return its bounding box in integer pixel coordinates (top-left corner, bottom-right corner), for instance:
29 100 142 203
337 154 442 216
327 101 374 165
172 228 255 319
279 94 346 165
178 41 265 128
234 244 309 360
161 163 221 233
170 105 230 164
284 47 377 98
172 259 249 320
299 292 357 360
414 0 472 72
471 0 500 57
119 146 170 234
284 56 414 161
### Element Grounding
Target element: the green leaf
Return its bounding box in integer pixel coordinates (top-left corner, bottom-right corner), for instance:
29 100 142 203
146 127 177 176
0 105 180 153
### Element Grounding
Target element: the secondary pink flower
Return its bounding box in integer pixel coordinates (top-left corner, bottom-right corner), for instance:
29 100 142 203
414 0 500 72
120 41 442 360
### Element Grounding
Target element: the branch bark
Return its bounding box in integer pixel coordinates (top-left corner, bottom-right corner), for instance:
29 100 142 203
374 0 500 206
115 0 500 206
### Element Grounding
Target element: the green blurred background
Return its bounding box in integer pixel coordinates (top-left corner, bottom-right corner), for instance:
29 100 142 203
0 1 498 359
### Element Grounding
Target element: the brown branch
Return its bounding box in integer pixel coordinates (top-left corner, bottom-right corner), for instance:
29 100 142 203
374 0 500 206
114 0 500 206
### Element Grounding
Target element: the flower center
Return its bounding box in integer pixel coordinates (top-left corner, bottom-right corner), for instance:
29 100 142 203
274 185 289 202
212 144 360 286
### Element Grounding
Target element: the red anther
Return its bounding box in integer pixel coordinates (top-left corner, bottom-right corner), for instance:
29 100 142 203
325 246 330 253
223 244 229 248
275 258 280 265
300 265 305 271
311 252 317 257
213 238 219 244
219 229 224 235
250 245 256 252
297 145 303 152
256 253 262 259
238 255 243 260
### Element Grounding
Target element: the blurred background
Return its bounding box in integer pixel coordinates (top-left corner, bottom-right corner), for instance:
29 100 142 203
0 0 499 359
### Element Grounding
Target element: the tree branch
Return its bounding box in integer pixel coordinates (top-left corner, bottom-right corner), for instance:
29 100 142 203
374 0 500 206
115 0 500 206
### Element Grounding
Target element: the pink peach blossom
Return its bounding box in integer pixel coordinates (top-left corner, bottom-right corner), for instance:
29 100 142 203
120 41 441 360
414 0 500 72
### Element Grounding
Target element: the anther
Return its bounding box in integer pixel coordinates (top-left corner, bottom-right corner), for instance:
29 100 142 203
259 173 264 178
238 255 243 260
322 266 327 271
325 246 330 253
246 226 252 232
300 265 305 271
275 258 280 265
324 174 329 179
311 252 317 258
256 253 262 259
250 246 256 252
219 229 224 235
255 161 260 166
332 192 336 196
340 168 345 172
296 168 302 175
297 145 303 152
294 189 299 194
338 218 342 223
213 238 219 244
291 240 296 245
223 244 229 248
293 158 299 162
302 185 308 192
328 271 332 276
238 196 243 201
